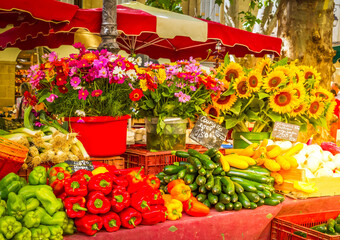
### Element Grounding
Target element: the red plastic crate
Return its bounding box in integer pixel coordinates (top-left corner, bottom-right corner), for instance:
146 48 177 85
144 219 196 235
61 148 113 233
271 211 340 240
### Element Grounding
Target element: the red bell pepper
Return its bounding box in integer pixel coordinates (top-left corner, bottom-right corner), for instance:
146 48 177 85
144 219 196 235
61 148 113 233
149 189 164 205
86 191 111 214
112 185 126 192
57 192 67 201
111 167 145 176
75 214 103 236
111 187 130 213
126 167 145 194
72 169 93 183
88 173 113 195
64 196 88 218
130 190 151 213
64 175 88 197
48 167 71 196
111 175 129 188
101 212 121 232
92 162 117 174
119 207 142 229
145 174 160 190
141 205 167 225
183 196 210 217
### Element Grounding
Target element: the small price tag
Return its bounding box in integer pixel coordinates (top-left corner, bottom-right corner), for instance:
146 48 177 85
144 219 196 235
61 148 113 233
189 115 228 149
64 160 94 172
272 121 300 142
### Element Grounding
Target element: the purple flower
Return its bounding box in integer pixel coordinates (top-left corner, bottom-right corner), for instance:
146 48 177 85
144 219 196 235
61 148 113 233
190 86 197 91
78 88 89 100
77 118 85 123
70 77 81 88
48 52 58 62
31 109 40 118
46 94 58 103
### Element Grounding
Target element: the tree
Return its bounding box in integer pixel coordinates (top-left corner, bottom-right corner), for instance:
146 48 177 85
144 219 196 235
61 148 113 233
145 0 184 13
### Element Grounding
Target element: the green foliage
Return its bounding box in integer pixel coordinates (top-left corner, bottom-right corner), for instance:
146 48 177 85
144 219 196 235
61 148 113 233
145 0 185 13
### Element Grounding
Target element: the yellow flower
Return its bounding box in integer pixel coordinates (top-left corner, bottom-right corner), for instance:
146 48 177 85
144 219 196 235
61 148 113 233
212 92 237 112
302 66 321 84
290 102 308 117
139 79 148 91
326 101 337 122
223 62 244 83
311 87 334 102
288 66 305 84
135 66 146 74
45 69 56 82
233 76 251 98
292 83 306 103
156 68 166 84
255 57 272 76
263 70 287 93
205 105 220 122
273 66 290 77
246 70 262 92
308 97 325 119
269 86 298 114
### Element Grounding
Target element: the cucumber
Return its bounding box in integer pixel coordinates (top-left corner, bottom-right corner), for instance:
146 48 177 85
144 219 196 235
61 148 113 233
227 169 271 184
263 197 280 206
199 155 217 170
231 178 257 192
215 202 225 212
188 156 202 170
334 224 340 233
163 175 172 183
219 193 231 204
211 177 222 195
271 193 284 203
311 223 327 233
233 182 244 194
175 151 190 158
177 169 187 179
169 175 178 181
208 192 219 205
225 203 234 211
205 175 214 190
327 219 336 234
220 171 226 176
249 202 257 209
230 193 238 203
264 185 275 192
198 168 207 176
262 189 272 198
204 148 218 157
179 161 190 166
229 177 265 191
212 152 222 163
164 165 186 175
196 175 207 186
203 199 211 208
220 176 235 195
188 182 198 192
256 191 266 199
257 198 265 206
188 149 202 157
186 164 196 173
213 166 223 175
236 166 271 176
157 172 166 177
197 193 207 203
244 192 260 203
184 174 196 184
233 202 242 211
199 185 208 194
238 192 251 209
205 170 214 178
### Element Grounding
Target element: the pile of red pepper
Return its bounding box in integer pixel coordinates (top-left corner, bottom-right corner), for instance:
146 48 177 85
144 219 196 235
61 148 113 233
49 163 167 236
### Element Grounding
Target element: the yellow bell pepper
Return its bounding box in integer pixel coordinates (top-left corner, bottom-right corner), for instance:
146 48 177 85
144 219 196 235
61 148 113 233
92 167 109 175
293 181 318 193
170 184 191 202
165 199 183 220
162 194 173 203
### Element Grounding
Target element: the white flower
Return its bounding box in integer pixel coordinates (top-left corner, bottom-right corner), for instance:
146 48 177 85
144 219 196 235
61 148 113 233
127 57 135 63
113 66 125 78
145 61 153 67
135 57 142 66
126 69 137 79
109 55 118 62
73 85 82 90
75 110 86 117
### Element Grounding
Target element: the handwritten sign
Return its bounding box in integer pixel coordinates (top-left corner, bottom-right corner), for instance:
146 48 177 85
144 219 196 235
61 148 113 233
189 115 228 149
272 122 300 142
65 160 94 172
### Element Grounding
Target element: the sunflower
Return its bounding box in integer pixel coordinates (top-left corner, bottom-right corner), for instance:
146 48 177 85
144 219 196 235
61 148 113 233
290 102 308 117
269 86 298 114
205 105 220 122
246 70 262 92
273 66 290 77
263 70 287 93
233 76 251 98
223 62 244 82
308 97 325 119
292 83 306 103
325 101 337 122
288 66 305 84
311 87 334 101
212 92 237 112
255 57 272 76
302 66 321 84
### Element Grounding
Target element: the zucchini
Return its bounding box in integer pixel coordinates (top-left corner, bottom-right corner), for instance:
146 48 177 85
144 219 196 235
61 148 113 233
262 189 272 198
188 156 202 170
249 202 257 209
220 171 226 176
179 161 190 166
233 202 242 211
205 175 214 190
163 175 172 183
219 193 231 204
231 178 257 192
164 165 186 175
174 151 190 158
188 149 202 157
177 169 187 179
208 192 219 205
157 172 166 177
212 166 223 175
334 224 340 233
238 192 251 209
256 198 265 207
238 166 271 176
169 175 178 181
196 175 207 186
199 155 217 170
220 176 235 195
188 182 198 192
327 219 336 234
229 177 265 191
199 185 208 194
212 177 222 195
256 191 266 199
227 169 271 184
205 170 214 178
184 174 196 184
293 231 307 238
198 168 207 176
271 193 284 203
186 164 196 174
204 148 218 157
212 152 222 163
197 193 207 203
311 223 327 233
244 192 260 203
225 203 233 211
230 193 238 203
215 202 225 212
203 199 211 208
192 191 197 197
233 182 244 194
263 197 280 206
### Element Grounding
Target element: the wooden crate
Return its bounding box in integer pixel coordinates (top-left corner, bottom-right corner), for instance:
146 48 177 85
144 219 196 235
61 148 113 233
90 156 125 169
275 168 340 199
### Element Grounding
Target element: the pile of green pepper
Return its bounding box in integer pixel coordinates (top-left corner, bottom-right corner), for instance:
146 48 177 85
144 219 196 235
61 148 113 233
0 167 76 240
157 148 285 212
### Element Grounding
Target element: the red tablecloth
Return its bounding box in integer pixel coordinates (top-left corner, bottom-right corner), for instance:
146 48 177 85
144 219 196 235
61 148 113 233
65 196 340 240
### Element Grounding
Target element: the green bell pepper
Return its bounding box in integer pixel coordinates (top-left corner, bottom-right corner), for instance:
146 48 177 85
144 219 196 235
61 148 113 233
7 192 27 221
18 185 53 200
26 198 40 212
30 225 50 240
0 216 22 239
22 210 41 228
0 199 6 218
19 178 27 188
0 233 5 240
13 227 31 240
35 187 62 216
28 166 47 185
47 226 63 240
35 207 67 227
47 163 73 175
0 173 22 200
63 217 76 235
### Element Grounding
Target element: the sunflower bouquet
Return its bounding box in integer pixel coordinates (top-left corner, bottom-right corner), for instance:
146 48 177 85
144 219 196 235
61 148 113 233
211 57 335 133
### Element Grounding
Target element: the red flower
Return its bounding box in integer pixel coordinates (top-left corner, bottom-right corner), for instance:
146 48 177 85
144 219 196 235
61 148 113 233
91 90 103 97
56 74 67 86
129 89 143 101
58 85 69 94
23 91 38 106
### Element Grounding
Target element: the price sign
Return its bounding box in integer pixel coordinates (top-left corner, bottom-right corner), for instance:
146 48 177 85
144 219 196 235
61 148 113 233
272 121 300 142
189 115 228 149
65 160 94 172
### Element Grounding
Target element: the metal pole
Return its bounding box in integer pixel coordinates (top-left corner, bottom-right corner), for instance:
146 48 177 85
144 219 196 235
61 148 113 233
98 0 120 54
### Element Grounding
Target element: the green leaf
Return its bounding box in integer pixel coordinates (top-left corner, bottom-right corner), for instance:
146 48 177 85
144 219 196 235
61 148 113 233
266 110 281 122
258 92 270 100
249 99 264 113
145 99 155 108
272 58 288 68
221 86 235 97
196 98 206 105
224 53 230 66
38 92 51 104
230 100 242 115
224 117 239 130
245 110 260 121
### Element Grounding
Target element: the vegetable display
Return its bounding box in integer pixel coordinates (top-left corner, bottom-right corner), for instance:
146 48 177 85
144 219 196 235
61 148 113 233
294 214 340 237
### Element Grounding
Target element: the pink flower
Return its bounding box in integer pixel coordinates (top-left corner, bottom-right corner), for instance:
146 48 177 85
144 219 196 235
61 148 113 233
174 91 184 98
98 67 108 78
78 88 89 100
77 118 85 123
190 86 197 91
71 77 81 88
179 93 191 103
46 94 58 103
48 52 58 62
91 90 103 97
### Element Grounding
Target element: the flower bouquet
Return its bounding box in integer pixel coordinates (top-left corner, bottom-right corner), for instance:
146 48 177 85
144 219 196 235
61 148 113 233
133 58 223 150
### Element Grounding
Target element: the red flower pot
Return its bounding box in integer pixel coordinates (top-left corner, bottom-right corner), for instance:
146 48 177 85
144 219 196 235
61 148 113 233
65 115 130 157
